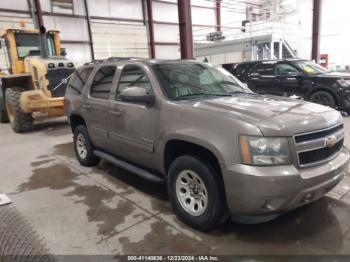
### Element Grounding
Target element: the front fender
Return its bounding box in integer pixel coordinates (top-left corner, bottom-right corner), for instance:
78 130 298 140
157 131 227 175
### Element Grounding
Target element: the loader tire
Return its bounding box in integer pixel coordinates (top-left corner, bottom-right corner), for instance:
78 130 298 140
5 88 33 133
0 88 9 123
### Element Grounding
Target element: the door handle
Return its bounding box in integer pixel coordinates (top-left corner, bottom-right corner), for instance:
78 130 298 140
83 104 92 110
110 110 121 116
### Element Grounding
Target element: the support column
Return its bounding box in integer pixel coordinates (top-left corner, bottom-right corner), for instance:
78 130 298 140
32 0 49 58
146 0 156 58
312 0 321 62
215 0 221 32
270 41 274 59
178 0 194 59
83 0 95 61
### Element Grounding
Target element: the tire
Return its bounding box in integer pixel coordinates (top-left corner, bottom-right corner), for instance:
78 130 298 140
0 88 9 123
309 91 336 108
0 109 9 123
167 155 224 231
5 88 33 133
73 125 100 166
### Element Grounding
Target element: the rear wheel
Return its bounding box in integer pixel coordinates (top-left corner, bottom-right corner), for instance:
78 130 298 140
167 155 224 231
5 88 33 133
73 125 100 166
309 91 336 108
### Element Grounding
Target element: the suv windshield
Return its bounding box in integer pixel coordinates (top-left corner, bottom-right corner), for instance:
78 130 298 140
152 62 250 100
293 60 329 75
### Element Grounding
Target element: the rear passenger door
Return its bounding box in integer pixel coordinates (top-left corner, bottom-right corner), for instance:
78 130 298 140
83 65 117 149
108 64 160 168
247 62 278 95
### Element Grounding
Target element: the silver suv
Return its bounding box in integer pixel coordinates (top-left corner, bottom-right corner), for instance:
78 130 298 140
64 58 350 231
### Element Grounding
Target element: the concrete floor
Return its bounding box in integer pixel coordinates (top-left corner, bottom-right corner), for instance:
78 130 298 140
2 117 350 255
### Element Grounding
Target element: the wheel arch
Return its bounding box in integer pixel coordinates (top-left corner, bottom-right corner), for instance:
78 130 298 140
69 114 86 132
0 74 32 111
306 87 340 106
163 138 225 178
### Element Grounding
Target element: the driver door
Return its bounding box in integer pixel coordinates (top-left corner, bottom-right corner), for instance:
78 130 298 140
108 64 160 168
275 63 303 98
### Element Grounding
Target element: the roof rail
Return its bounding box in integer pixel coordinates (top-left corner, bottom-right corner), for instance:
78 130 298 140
84 57 146 66
106 56 145 61
83 59 104 65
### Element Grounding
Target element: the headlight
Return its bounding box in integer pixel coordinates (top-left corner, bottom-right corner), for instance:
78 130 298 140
337 79 350 87
239 136 291 166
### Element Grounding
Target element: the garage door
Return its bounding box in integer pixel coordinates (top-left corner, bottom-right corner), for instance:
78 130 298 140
91 22 149 60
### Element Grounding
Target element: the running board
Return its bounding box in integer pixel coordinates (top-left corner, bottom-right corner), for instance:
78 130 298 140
94 150 166 184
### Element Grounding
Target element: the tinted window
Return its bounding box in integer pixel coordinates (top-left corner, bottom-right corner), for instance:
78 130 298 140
251 63 275 76
116 65 152 99
234 64 250 75
90 66 116 99
275 63 299 76
66 68 93 95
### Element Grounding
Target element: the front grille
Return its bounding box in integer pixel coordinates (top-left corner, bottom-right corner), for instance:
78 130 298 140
294 124 345 167
295 124 344 143
299 139 344 165
46 68 75 97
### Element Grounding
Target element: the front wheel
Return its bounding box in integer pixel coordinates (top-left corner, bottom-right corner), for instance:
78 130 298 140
167 155 224 231
5 88 33 133
309 91 336 108
73 125 100 166
0 88 9 123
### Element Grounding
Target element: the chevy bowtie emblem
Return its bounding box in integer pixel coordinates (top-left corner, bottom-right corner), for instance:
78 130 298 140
324 135 337 148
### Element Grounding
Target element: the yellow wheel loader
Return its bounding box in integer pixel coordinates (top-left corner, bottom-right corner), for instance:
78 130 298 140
0 0 75 133
0 28 75 133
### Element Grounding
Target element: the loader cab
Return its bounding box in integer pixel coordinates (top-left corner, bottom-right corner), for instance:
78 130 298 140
0 29 62 74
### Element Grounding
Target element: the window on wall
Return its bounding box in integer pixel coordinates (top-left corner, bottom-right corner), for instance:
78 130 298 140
51 0 74 14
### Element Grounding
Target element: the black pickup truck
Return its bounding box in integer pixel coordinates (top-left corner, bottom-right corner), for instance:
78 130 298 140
225 59 350 114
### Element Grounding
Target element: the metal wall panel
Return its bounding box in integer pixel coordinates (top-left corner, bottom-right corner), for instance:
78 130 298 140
91 22 149 59
154 23 179 42
62 43 92 65
87 0 143 19
155 45 180 59
43 16 90 42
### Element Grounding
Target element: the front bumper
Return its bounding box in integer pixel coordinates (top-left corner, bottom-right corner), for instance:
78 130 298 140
223 147 350 220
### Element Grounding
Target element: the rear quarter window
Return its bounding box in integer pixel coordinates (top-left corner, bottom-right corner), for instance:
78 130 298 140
66 67 93 95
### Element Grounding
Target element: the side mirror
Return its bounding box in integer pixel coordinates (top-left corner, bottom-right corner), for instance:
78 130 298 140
119 87 155 106
60 48 67 57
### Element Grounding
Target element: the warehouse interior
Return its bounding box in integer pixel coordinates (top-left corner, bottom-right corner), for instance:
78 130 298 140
1 0 350 260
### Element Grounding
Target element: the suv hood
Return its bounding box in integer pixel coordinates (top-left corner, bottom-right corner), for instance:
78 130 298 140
184 94 342 136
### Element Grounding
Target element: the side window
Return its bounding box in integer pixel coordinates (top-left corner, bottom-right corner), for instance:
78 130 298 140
116 65 152 99
234 64 249 75
66 68 93 95
275 63 300 76
90 66 116 99
251 63 275 76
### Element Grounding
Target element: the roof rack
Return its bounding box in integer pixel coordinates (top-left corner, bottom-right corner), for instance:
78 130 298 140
84 57 145 66
106 56 145 61
83 59 104 65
